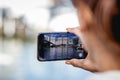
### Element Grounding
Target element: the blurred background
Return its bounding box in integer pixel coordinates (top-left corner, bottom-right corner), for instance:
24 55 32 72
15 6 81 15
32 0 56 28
0 0 92 80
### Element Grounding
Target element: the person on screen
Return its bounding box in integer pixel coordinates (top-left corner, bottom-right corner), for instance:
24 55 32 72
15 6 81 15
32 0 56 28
66 0 120 80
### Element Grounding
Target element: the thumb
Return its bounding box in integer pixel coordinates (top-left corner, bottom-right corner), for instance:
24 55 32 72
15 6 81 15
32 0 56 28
65 59 97 72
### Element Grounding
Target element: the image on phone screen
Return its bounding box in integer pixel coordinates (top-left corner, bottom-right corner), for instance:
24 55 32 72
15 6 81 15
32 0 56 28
37 32 87 61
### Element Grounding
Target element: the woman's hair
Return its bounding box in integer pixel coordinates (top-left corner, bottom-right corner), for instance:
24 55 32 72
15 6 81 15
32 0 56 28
112 0 120 43
117 0 120 9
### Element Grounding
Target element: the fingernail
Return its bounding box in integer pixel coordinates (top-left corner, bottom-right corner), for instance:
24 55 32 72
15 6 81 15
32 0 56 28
66 61 70 64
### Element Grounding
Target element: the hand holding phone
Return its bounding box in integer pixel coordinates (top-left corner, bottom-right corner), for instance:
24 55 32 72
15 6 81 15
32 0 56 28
37 32 87 61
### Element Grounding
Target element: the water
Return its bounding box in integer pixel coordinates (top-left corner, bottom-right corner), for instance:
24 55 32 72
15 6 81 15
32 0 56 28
43 46 83 61
0 38 92 80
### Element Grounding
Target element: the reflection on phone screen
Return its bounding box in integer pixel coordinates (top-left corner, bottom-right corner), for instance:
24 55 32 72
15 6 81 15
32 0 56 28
40 33 85 61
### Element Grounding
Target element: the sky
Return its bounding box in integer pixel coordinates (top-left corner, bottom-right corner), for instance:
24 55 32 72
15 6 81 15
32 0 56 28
0 0 52 14
49 12 79 32
0 0 79 31
0 0 52 29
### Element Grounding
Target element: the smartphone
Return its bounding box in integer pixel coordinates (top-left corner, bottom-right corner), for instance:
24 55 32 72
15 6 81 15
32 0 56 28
37 32 87 61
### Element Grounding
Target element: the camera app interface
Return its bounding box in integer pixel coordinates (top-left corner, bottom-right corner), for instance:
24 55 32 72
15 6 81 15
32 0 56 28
42 33 84 60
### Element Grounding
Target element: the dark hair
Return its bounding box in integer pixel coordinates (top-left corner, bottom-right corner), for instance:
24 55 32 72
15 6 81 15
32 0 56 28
112 0 120 43
117 0 120 9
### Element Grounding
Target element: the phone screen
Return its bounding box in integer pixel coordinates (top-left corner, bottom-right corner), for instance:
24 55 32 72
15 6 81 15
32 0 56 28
37 32 87 61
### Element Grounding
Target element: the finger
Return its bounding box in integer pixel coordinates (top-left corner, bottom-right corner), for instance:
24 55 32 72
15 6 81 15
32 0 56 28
66 59 98 72
66 59 84 67
66 27 81 38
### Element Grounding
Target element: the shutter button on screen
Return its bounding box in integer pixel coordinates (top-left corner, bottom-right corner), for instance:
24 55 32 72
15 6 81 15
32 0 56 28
78 52 83 58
